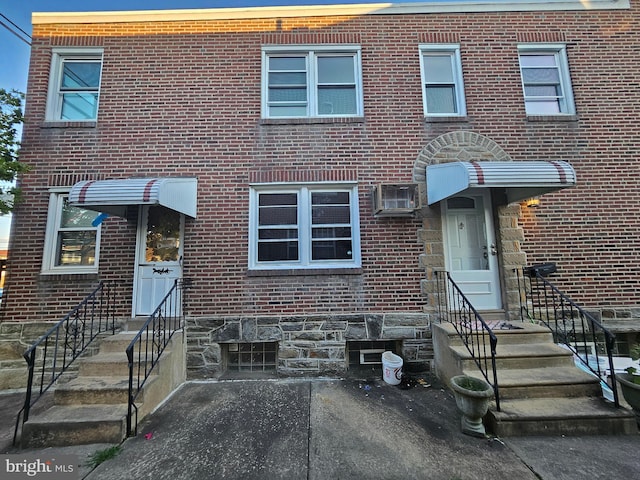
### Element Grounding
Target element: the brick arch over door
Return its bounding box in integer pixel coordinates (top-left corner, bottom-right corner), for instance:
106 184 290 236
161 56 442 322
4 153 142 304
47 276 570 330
412 130 512 184
413 130 526 318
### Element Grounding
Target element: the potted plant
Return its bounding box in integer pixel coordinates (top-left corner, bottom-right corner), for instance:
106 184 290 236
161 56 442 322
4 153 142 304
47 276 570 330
449 375 494 437
618 365 640 423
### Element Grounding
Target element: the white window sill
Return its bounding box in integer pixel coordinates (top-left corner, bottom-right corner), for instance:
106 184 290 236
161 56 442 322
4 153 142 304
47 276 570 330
247 267 363 277
260 116 365 125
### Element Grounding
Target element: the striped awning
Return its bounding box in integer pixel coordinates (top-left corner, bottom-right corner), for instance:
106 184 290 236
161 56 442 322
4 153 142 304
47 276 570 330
68 177 197 218
426 161 576 205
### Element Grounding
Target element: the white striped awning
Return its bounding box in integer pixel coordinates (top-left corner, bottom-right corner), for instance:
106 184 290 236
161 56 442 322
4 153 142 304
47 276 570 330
426 161 576 205
68 177 197 218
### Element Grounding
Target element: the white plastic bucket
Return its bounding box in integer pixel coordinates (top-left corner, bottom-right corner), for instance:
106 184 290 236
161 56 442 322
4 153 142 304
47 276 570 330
382 351 403 385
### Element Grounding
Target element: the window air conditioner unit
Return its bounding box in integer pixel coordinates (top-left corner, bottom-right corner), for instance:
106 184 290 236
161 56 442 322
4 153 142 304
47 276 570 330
373 183 424 217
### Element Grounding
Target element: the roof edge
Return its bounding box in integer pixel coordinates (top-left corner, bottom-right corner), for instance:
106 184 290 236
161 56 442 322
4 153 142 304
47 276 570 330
32 0 630 25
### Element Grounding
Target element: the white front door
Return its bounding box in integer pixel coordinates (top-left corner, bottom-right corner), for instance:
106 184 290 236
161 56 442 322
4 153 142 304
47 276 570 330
133 205 184 316
443 191 501 310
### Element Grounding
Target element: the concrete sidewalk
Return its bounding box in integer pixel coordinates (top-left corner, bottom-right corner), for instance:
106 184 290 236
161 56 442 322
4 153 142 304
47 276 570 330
3 373 640 479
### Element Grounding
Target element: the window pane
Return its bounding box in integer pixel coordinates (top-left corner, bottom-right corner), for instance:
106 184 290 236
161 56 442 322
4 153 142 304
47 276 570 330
268 105 308 117
312 227 352 239
146 207 180 262
61 93 98 120
522 68 560 84
525 100 561 114
56 231 97 266
520 55 557 67
259 193 297 207
259 206 297 225
61 201 98 228
312 192 350 204
61 61 101 89
259 228 298 240
269 88 307 103
317 56 355 83
524 85 560 97
317 87 356 115
424 55 454 83
269 56 306 71
312 240 353 260
258 241 299 261
268 72 307 86
312 205 350 224
426 86 456 114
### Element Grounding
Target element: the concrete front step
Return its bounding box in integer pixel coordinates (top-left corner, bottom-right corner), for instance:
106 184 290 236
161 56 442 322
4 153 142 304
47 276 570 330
79 351 166 377
98 332 141 353
486 397 638 436
21 404 130 448
452 342 575 370
54 375 157 405
464 366 602 400
440 320 555 346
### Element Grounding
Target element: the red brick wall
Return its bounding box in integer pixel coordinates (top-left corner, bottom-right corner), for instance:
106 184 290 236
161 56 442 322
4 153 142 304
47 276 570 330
3 4 639 322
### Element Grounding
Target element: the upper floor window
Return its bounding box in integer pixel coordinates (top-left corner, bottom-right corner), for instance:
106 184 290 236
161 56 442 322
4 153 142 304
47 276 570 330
249 184 361 270
42 191 101 274
419 44 466 116
262 46 363 118
518 44 575 115
46 48 103 121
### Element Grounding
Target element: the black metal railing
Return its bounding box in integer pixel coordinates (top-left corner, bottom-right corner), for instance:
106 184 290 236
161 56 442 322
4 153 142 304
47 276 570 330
13 281 116 445
515 267 620 407
435 270 500 411
126 278 190 437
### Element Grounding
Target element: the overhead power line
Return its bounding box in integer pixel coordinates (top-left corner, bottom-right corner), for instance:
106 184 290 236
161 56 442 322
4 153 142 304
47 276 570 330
0 12 31 46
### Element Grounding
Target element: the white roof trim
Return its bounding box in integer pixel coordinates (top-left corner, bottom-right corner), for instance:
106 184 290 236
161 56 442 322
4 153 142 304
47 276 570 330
68 178 197 218
32 1 629 25
426 161 576 205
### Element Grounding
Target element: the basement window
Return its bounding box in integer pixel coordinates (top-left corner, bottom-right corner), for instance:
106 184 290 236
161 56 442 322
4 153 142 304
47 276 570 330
347 340 398 367
226 342 278 372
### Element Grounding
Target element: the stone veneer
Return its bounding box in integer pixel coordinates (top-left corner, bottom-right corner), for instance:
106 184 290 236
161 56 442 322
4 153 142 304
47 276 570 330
185 313 431 378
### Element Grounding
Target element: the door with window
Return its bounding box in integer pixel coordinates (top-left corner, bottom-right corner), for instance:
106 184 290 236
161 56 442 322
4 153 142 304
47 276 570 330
443 191 501 310
133 206 184 316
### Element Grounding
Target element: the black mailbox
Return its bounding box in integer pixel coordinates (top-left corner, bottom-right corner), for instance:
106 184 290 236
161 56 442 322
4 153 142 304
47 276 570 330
524 262 557 278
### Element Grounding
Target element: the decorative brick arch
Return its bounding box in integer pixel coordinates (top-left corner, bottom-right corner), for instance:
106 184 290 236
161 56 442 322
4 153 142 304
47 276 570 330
412 130 512 183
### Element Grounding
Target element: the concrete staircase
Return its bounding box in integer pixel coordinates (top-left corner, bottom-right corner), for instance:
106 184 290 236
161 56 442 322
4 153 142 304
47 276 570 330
433 317 638 436
19 325 185 448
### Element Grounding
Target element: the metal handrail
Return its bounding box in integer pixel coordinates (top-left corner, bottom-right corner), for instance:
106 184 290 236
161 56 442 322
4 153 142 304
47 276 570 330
435 270 500 411
13 281 116 445
126 278 190 437
515 268 620 407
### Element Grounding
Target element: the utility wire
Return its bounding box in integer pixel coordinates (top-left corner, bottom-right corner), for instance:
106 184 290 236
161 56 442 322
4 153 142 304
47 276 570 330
0 13 31 46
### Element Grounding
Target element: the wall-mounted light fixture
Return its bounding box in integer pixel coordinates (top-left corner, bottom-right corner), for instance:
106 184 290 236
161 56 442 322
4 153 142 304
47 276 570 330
525 197 540 208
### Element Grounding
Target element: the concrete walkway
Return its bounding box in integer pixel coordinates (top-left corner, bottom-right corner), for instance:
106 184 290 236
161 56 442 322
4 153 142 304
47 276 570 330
3 373 640 479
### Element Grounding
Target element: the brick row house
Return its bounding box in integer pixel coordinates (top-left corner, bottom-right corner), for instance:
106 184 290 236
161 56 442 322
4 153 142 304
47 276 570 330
2 0 639 384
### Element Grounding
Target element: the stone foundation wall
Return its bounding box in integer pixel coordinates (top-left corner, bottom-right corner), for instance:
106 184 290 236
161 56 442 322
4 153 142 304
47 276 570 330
185 313 432 379
0 322 57 390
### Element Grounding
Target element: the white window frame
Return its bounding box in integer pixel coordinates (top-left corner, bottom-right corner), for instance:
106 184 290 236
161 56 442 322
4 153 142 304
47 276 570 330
261 45 364 119
248 183 361 270
41 189 102 275
419 44 467 117
45 48 104 122
518 44 575 115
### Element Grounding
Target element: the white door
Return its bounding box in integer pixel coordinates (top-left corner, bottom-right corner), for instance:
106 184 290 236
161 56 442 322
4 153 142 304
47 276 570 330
443 191 501 310
133 206 184 316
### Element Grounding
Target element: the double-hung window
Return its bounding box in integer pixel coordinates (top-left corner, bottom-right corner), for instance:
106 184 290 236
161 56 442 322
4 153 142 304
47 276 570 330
518 44 575 115
249 185 361 270
419 44 466 116
262 46 363 118
42 191 101 274
46 48 103 121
